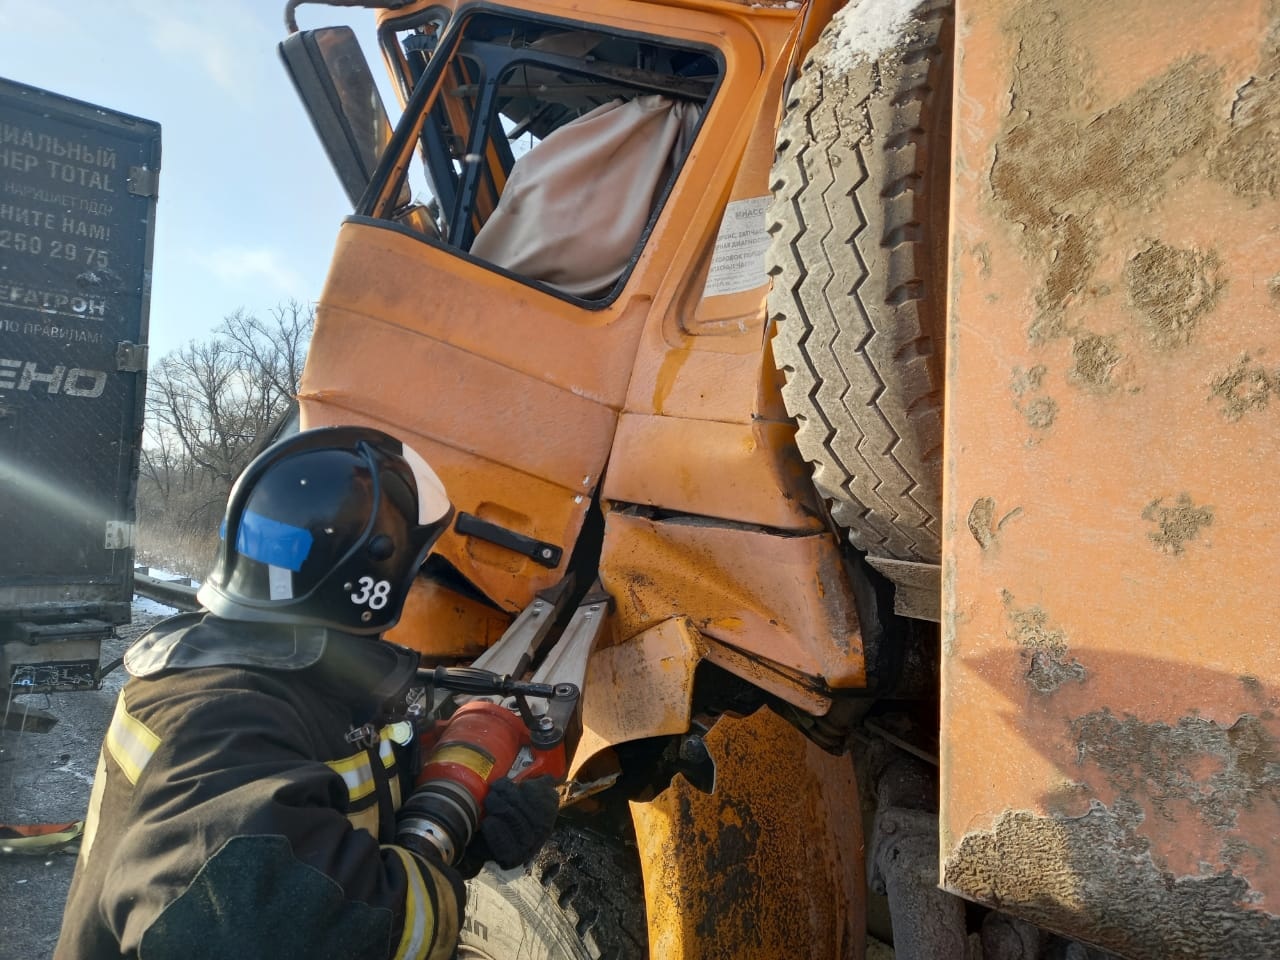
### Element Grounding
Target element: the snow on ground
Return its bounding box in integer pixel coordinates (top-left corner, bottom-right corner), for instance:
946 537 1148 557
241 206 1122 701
132 595 179 618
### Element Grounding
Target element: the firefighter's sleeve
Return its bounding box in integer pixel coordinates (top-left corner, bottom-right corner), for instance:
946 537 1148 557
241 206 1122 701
99 690 462 960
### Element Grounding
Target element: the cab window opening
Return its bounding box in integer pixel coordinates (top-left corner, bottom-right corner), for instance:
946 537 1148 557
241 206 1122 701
368 10 721 305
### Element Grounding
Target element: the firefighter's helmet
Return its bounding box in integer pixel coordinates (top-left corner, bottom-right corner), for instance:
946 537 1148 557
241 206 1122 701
197 426 452 634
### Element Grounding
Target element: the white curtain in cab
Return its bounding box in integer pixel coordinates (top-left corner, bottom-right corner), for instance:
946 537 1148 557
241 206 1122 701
471 95 700 299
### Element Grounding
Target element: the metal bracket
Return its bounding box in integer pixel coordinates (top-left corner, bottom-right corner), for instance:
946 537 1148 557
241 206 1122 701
454 512 562 568
127 165 159 197
426 579 574 716
468 578 575 678
10 619 113 646
104 521 134 549
530 585 613 694
115 341 148 372
434 582 611 754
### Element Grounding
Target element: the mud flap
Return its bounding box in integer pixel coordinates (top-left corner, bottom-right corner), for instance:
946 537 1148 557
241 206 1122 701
629 705 864 960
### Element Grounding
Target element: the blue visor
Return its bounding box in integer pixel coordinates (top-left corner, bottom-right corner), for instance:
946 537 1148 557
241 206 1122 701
233 510 314 572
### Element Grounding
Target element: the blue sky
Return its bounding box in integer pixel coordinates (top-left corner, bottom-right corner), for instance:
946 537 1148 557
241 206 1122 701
0 1 388 360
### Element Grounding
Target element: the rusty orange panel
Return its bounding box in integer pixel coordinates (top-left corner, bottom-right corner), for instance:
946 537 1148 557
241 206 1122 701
942 1 1280 955
631 705 864 960
603 413 824 530
600 509 864 692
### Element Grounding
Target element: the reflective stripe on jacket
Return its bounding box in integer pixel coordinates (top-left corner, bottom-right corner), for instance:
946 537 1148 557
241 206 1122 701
55 662 461 960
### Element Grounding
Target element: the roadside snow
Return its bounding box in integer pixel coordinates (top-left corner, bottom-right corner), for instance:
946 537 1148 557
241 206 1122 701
133 563 199 618
826 0 921 73
132 596 179 617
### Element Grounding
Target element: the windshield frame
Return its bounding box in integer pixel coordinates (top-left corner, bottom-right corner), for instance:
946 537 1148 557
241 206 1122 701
359 1 725 309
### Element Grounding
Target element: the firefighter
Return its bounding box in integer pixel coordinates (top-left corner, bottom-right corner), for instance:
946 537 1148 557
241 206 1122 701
55 426 560 960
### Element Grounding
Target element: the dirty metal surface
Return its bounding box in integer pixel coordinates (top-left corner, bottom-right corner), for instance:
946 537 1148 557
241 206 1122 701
601 509 865 693
630 705 864 960
942 1 1280 955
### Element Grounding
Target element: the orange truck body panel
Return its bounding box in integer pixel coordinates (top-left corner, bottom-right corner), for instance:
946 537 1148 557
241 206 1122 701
630 704 865 960
297 6 869 953
942 1 1280 955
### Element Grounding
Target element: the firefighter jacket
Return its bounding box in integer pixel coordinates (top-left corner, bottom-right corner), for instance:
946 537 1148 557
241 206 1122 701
54 614 463 960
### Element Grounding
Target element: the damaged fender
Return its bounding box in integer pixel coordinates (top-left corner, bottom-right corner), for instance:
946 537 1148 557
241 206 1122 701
629 705 864 960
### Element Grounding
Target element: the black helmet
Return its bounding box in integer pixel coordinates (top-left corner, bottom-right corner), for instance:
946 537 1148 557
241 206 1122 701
197 426 452 634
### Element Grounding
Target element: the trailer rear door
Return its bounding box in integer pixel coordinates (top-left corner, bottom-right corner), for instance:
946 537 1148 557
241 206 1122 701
0 78 160 622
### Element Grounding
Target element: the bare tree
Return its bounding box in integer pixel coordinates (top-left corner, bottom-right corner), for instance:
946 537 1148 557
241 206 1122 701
137 302 315 574
138 421 181 511
220 300 312 407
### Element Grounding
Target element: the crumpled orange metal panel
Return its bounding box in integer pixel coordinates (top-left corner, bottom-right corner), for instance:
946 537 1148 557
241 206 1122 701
631 705 865 960
942 1 1280 955
570 617 704 779
601 509 864 693
569 614 837 780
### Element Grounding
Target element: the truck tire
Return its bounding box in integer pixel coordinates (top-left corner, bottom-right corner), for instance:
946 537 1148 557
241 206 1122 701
457 825 647 960
767 0 953 564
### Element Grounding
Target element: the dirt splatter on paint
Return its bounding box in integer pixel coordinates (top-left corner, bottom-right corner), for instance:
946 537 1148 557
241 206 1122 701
1009 366 1058 430
967 497 997 549
1142 493 1214 554
1037 216 1096 335
972 242 992 278
1209 354 1276 420
1072 709 1280 829
1010 365 1047 396
991 1 1221 340
945 802 1280 960
968 499 1022 549
1002 591 1084 693
1020 396 1058 430
1071 332 1122 387
1125 241 1226 349
1210 15 1280 201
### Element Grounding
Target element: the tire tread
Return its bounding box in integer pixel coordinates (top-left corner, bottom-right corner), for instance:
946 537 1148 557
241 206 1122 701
767 0 954 563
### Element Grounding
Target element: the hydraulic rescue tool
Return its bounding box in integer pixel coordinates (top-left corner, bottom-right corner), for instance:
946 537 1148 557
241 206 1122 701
401 668 579 866
396 581 609 867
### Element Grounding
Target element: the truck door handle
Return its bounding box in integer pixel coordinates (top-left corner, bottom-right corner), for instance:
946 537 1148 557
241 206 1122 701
454 513 563 569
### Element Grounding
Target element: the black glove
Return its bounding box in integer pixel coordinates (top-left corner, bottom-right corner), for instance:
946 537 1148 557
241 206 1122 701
456 775 560 880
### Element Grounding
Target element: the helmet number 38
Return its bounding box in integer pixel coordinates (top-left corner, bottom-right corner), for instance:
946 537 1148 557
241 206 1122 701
351 576 392 610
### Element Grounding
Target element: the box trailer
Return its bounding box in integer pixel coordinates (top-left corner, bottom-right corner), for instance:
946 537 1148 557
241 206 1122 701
0 78 159 699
